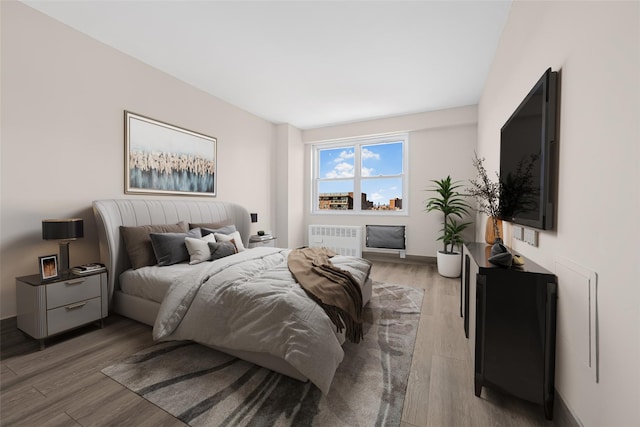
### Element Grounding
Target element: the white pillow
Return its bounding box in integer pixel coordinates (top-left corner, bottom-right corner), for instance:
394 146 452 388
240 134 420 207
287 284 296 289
184 233 217 264
214 231 246 252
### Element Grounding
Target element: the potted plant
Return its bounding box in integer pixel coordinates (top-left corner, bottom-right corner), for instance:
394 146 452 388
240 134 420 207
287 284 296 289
425 176 471 278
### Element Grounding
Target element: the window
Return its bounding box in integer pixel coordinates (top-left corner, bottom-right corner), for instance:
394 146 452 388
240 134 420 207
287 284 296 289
312 134 407 214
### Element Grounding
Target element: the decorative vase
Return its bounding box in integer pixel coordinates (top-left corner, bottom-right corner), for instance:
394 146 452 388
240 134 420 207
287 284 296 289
485 217 503 244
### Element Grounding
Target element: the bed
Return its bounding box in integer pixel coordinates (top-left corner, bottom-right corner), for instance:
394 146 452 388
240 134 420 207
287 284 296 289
92 199 373 393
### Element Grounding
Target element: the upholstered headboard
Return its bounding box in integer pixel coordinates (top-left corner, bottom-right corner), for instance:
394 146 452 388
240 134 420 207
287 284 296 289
92 199 250 305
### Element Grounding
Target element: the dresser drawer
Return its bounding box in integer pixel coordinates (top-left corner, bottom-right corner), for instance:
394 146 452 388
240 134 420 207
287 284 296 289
46 275 101 309
47 296 101 335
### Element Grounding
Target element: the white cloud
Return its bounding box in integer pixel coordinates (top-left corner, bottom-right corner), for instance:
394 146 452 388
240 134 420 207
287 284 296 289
362 167 375 177
334 150 354 162
369 192 385 202
362 148 380 160
325 161 354 178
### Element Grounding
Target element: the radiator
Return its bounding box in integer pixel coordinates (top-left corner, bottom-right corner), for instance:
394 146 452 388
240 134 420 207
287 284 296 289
365 225 407 258
308 225 362 257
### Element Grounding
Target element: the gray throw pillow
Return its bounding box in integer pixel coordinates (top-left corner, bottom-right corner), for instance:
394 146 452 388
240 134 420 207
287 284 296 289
200 224 237 237
150 229 202 266
189 220 234 230
207 241 237 261
120 221 189 269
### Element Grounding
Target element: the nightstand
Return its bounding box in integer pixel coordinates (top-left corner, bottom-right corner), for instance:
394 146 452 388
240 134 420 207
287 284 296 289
248 235 277 248
16 270 108 349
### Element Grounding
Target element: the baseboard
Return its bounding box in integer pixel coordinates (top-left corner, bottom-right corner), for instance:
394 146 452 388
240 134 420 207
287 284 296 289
1 316 17 332
362 251 435 265
554 390 583 427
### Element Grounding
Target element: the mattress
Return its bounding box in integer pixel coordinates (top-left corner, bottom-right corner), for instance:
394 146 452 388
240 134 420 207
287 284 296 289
119 261 212 303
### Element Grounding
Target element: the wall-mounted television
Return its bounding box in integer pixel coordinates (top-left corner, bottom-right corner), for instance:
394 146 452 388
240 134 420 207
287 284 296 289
499 68 558 230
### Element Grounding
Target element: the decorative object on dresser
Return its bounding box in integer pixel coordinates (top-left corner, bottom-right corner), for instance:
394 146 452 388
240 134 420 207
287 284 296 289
102 282 423 427
71 263 106 275
461 242 557 420
124 111 217 197
16 270 108 350
38 254 59 281
468 153 503 244
424 175 471 278
42 218 84 274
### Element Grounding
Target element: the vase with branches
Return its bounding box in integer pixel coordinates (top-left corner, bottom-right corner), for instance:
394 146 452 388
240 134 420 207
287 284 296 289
468 153 502 243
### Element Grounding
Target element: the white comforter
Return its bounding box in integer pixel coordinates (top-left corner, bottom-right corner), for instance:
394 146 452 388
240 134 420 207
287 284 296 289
152 247 371 394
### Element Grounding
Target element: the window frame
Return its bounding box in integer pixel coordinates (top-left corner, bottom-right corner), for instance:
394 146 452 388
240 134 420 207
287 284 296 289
311 133 409 215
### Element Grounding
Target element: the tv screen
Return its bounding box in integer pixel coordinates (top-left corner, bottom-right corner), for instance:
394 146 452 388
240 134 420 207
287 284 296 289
500 68 558 230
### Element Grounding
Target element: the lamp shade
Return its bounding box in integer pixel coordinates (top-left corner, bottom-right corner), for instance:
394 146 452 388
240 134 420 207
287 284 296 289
250 213 258 223
42 218 84 240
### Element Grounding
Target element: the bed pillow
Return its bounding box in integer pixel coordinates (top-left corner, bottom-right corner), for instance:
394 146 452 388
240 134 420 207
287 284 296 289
189 220 234 231
184 233 217 265
150 229 202 266
120 221 188 269
207 241 238 261
199 224 237 237
214 231 246 252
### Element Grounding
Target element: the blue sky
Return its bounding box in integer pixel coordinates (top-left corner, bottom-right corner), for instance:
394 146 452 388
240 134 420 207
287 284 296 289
318 142 403 204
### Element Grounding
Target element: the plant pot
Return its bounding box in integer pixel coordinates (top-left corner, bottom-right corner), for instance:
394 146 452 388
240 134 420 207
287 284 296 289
437 250 462 278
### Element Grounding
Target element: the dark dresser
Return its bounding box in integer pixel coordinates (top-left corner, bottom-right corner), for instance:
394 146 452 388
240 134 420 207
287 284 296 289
461 242 557 420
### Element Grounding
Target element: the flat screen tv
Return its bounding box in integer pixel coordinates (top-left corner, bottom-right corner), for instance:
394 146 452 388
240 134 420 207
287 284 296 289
499 68 558 230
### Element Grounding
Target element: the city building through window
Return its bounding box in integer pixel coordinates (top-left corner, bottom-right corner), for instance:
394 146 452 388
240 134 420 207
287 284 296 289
312 134 407 214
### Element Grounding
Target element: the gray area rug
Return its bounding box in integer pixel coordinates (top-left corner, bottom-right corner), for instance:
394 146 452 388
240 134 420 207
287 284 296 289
102 282 423 426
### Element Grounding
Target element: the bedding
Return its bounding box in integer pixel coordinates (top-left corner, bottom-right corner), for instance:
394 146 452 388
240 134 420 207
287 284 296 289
184 234 217 264
150 229 202 266
93 199 374 390
200 224 237 236
213 230 246 251
151 247 372 394
120 221 189 269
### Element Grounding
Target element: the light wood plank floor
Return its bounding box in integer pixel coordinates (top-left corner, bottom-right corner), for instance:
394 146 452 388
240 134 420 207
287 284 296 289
1 259 556 426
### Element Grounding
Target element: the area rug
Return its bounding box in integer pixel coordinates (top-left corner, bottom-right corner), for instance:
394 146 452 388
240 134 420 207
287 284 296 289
102 282 423 426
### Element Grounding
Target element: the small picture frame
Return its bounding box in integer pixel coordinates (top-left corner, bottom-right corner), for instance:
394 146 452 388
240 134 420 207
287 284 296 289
39 254 59 281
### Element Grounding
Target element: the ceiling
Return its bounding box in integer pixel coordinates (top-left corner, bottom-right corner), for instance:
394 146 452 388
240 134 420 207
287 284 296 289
23 1 512 129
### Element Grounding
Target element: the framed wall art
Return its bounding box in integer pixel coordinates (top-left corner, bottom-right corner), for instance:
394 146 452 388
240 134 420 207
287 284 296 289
125 111 217 197
39 254 59 281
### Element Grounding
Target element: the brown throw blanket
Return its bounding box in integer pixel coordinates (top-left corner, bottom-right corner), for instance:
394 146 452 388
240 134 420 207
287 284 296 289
288 247 364 343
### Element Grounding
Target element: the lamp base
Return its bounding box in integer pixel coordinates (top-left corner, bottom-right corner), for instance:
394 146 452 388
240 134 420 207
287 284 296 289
59 242 70 274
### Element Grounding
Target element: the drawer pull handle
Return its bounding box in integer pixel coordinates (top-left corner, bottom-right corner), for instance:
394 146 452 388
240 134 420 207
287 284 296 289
65 302 87 310
65 279 85 285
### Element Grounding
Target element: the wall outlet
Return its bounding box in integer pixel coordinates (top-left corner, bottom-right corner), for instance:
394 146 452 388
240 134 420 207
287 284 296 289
523 228 538 246
513 225 524 241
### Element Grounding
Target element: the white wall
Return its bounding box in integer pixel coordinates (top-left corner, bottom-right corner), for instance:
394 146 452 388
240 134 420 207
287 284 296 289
478 1 639 425
302 106 478 258
275 123 305 248
0 1 276 318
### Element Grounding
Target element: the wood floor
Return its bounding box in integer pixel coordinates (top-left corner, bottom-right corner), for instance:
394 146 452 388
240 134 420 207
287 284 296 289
1 259 557 426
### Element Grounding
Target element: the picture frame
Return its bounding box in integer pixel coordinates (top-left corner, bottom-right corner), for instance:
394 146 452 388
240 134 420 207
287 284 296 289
39 254 59 281
124 111 217 197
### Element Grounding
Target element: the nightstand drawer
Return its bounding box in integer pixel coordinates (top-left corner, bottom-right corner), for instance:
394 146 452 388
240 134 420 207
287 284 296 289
46 275 101 309
47 297 101 335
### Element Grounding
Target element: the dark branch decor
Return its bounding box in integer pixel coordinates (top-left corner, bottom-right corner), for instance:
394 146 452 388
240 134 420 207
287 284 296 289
469 152 540 245
468 153 502 243
125 111 216 197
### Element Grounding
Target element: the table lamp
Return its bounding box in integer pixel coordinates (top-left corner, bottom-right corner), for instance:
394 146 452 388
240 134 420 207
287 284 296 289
42 218 84 274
